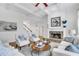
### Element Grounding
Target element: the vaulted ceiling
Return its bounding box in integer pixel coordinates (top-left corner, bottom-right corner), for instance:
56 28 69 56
12 3 57 18
12 3 79 18
0 3 79 18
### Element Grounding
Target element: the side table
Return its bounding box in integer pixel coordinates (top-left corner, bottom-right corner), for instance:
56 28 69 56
9 41 22 50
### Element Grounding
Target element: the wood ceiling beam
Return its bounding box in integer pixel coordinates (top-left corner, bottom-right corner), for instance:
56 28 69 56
13 4 42 18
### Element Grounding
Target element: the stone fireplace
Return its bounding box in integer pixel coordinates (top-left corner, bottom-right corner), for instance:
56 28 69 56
49 31 63 39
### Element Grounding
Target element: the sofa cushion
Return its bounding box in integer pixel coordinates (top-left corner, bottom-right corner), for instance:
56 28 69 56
76 45 79 49
64 36 75 43
58 41 71 49
65 44 79 54
74 38 79 45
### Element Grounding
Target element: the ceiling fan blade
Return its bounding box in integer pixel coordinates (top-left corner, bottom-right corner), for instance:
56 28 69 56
35 3 40 7
43 3 48 7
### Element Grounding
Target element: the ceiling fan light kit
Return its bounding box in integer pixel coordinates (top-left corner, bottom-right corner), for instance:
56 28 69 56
35 3 48 7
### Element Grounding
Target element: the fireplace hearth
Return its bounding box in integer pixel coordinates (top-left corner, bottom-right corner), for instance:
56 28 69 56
49 31 63 39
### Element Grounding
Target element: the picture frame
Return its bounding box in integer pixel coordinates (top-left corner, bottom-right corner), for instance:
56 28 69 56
0 21 17 31
51 17 61 27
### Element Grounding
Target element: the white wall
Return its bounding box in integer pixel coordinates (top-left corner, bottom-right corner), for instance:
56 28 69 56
48 4 79 37
0 6 27 42
23 15 48 37
48 11 78 30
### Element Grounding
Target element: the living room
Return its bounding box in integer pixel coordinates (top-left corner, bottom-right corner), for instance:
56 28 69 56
0 3 79 56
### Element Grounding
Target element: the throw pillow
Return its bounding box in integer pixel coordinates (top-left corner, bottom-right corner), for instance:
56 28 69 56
58 41 71 49
65 44 79 54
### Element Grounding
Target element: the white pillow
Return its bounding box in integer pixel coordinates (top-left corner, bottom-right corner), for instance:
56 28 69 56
58 41 72 49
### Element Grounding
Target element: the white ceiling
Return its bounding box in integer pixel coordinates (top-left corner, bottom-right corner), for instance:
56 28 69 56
12 3 79 18
12 3 56 18
0 3 79 23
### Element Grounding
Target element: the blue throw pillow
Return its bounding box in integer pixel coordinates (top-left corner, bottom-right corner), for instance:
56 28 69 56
65 44 79 54
18 35 26 41
75 44 79 49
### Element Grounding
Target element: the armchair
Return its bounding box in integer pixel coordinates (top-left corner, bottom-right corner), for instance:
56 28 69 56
16 33 30 50
30 34 40 42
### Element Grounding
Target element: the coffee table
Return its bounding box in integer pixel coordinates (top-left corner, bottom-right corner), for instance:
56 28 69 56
31 43 51 56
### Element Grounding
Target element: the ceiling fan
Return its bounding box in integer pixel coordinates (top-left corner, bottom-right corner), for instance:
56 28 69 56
35 3 48 7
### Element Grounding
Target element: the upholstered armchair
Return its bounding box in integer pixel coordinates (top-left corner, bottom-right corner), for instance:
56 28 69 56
30 34 40 42
16 33 30 49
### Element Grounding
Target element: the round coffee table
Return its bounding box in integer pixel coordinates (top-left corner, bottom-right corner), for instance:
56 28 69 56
31 43 51 56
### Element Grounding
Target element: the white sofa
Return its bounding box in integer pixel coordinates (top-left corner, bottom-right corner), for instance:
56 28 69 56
52 41 79 56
